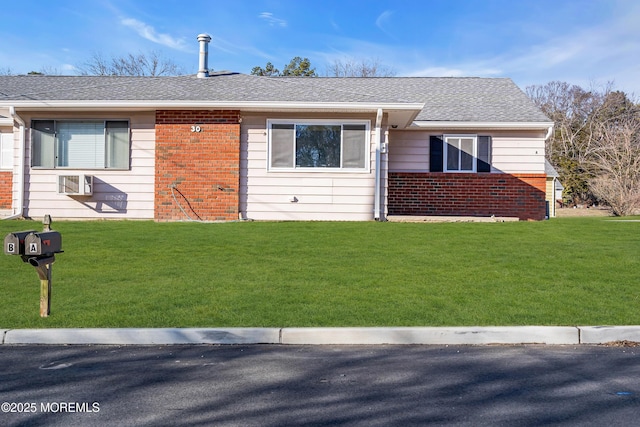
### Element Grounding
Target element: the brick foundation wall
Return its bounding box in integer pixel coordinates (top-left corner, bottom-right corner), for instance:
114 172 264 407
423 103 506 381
155 110 241 221
0 172 12 209
388 172 547 220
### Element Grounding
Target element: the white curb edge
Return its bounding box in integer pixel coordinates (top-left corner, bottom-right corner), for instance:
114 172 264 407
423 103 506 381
2 326 640 345
2 328 281 345
280 326 580 345
579 326 640 344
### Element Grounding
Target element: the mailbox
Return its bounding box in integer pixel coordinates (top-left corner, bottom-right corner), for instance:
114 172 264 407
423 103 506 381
24 231 63 256
4 230 37 255
5 216 61 318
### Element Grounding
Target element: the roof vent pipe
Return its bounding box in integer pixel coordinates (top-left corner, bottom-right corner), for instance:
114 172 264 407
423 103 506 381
197 33 211 78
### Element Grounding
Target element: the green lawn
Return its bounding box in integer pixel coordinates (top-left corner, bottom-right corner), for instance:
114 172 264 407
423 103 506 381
1 217 639 328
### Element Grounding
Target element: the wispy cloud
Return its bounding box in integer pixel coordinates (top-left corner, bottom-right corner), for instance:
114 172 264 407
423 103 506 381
401 2 640 94
211 35 273 61
489 8 640 91
375 10 396 39
406 64 502 78
375 10 393 30
121 18 188 51
259 12 287 28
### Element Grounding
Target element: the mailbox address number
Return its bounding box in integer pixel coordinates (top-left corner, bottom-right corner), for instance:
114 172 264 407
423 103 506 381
191 125 202 133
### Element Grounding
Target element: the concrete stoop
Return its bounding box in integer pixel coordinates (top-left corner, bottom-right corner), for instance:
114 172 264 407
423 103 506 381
386 215 519 223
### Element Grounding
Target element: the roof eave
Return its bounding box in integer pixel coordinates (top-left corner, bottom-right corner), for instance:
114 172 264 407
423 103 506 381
409 121 554 130
1 100 424 128
1 100 423 111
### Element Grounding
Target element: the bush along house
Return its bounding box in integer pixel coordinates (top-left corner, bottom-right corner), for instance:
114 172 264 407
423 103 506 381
0 34 554 222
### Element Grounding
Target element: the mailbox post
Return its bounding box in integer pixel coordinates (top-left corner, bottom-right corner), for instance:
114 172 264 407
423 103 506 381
4 215 62 317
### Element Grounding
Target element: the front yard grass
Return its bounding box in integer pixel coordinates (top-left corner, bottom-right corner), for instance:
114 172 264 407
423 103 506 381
1 217 639 328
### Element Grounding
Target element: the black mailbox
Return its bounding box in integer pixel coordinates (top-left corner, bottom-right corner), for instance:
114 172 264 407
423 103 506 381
24 231 63 256
4 230 37 255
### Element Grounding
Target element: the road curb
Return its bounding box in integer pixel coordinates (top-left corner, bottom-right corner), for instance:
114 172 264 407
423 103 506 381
280 326 580 345
579 326 640 344
2 328 281 345
3 326 640 345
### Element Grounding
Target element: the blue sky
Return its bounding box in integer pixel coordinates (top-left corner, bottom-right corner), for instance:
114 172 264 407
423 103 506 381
1 0 639 94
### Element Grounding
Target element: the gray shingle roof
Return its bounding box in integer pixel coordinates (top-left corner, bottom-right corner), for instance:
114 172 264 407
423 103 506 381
545 159 560 177
0 73 551 123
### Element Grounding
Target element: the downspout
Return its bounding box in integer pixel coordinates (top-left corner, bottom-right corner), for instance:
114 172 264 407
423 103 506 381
545 125 553 141
4 106 25 220
544 125 554 219
383 128 390 219
374 108 383 220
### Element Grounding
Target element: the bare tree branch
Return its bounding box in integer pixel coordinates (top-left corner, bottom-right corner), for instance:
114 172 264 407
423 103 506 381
326 58 396 77
77 51 183 76
528 82 640 214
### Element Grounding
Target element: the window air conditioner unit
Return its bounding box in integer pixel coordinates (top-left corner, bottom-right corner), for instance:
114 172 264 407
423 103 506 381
58 174 93 196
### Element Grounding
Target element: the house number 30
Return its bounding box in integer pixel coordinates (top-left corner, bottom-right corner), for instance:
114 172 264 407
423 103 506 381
191 125 202 132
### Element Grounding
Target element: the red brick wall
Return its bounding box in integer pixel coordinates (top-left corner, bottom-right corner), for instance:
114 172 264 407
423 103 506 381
155 110 241 221
0 172 13 209
388 172 547 220
0 172 12 209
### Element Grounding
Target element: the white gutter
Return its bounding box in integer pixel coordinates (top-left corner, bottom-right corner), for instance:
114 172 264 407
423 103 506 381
545 125 554 141
0 100 424 112
410 121 554 130
374 108 383 221
4 106 25 220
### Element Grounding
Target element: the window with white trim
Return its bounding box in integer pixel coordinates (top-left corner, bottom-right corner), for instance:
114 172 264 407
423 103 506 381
0 132 13 170
268 120 369 171
429 134 492 173
445 135 476 172
31 120 130 169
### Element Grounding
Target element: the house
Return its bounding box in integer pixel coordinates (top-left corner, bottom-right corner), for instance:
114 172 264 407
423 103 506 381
544 159 563 217
0 35 553 222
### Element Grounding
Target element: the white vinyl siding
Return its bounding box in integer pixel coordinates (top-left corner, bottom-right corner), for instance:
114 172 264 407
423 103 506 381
1 132 13 170
389 129 546 174
23 112 154 219
243 114 377 221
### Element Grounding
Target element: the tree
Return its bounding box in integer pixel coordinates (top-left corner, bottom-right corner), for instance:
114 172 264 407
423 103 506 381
527 81 640 214
526 81 606 205
250 62 280 76
77 51 184 76
326 58 396 77
251 57 317 77
0 67 12 75
282 57 316 77
588 92 640 215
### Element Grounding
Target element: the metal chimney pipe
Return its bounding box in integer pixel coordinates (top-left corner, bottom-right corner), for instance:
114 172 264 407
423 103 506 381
197 33 211 78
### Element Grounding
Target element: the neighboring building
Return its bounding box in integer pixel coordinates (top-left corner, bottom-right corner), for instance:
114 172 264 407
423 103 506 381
545 159 563 218
0 35 553 222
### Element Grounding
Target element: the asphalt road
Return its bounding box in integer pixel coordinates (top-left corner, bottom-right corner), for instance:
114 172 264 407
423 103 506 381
1 344 639 426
